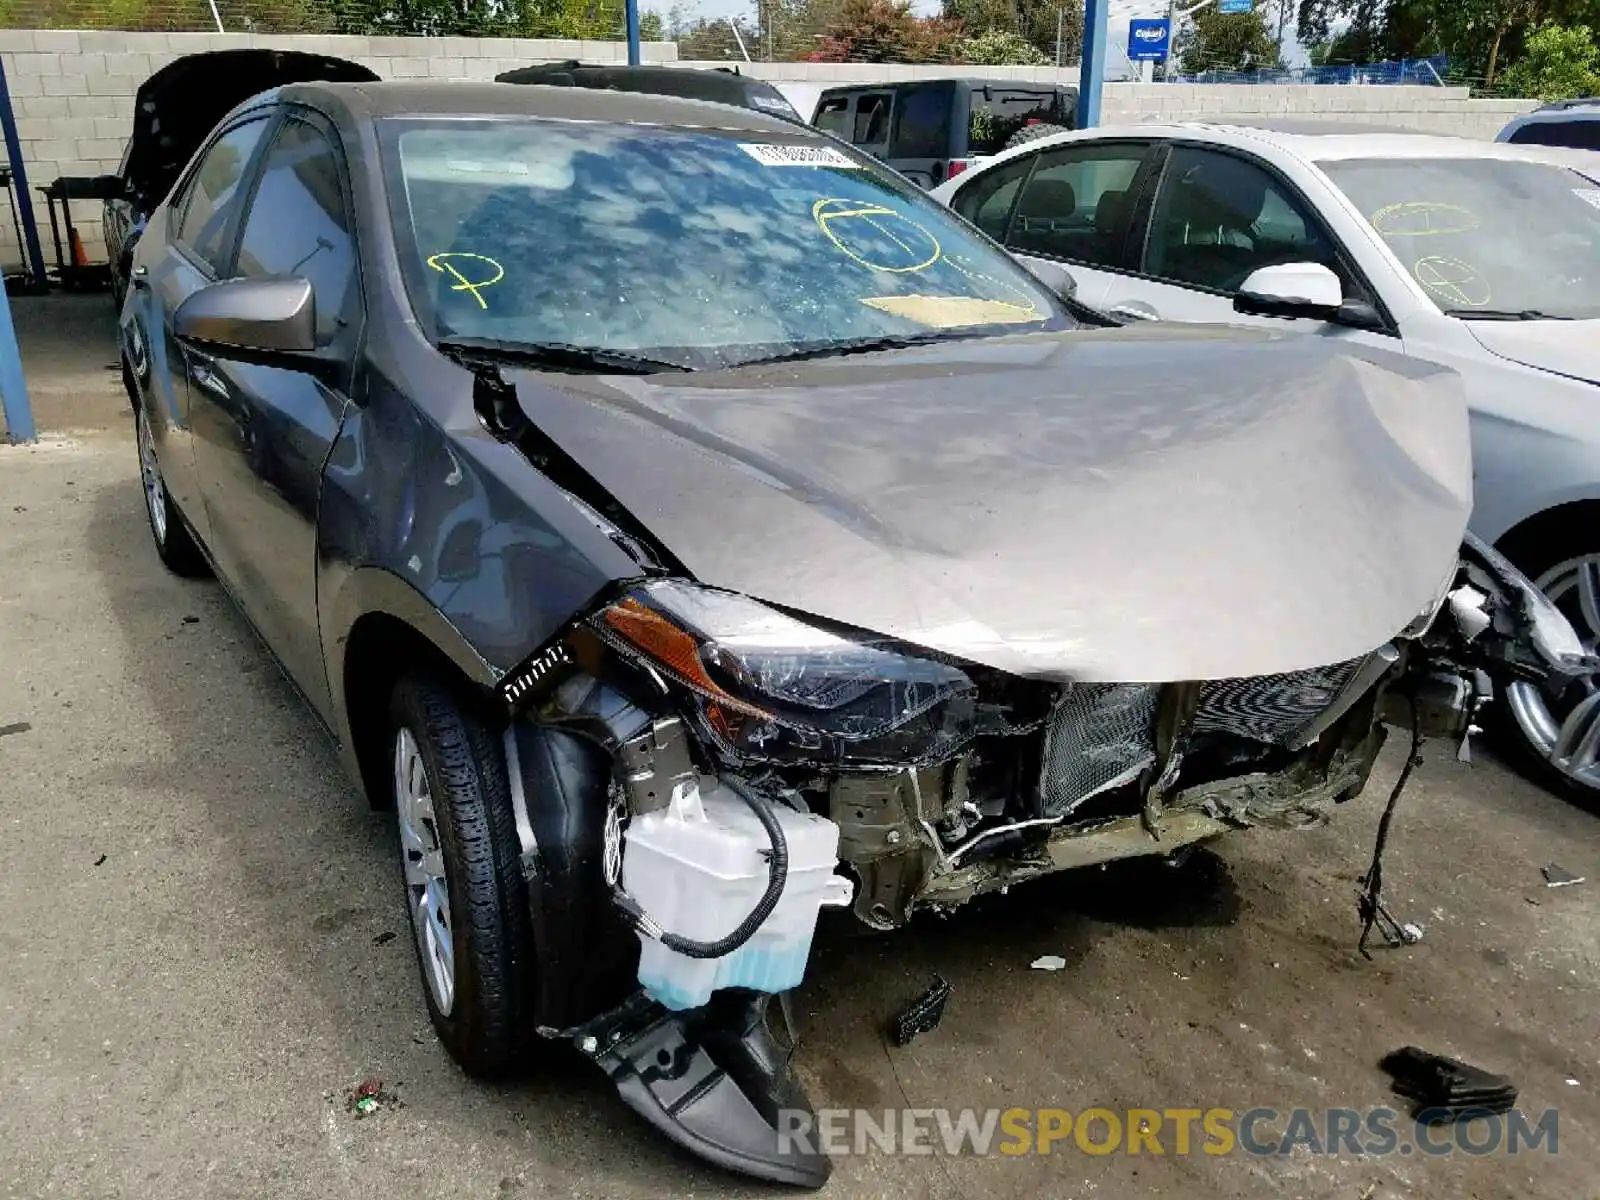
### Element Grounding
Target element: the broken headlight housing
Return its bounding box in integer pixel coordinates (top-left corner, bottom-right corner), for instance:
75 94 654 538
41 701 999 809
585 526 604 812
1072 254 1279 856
589 580 980 764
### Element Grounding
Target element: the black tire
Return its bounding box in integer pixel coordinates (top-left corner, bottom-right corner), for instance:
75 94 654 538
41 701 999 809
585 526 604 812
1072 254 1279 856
135 404 209 577
1003 122 1071 151
389 675 539 1076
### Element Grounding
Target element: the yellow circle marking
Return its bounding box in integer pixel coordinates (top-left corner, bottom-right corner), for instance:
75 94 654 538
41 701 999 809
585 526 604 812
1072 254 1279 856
426 252 505 310
812 198 941 273
1413 256 1491 308
943 252 1043 316
1370 202 1479 237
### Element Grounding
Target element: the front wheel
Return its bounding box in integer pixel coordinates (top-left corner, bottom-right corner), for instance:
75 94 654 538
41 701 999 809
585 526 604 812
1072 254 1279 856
389 675 539 1075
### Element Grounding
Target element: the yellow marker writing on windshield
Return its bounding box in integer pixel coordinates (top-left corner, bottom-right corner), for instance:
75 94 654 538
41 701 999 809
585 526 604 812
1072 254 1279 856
426 252 505 310
812 198 942 273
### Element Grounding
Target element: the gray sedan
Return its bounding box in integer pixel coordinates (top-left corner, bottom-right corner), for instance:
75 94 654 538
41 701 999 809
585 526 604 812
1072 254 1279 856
933 124 1600 798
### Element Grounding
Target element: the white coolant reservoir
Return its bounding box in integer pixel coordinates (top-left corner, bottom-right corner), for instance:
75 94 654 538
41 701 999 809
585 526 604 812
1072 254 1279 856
621 778 852 1011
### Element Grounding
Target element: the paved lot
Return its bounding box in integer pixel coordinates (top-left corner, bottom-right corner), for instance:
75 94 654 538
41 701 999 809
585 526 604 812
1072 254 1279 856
2 297 1597 1199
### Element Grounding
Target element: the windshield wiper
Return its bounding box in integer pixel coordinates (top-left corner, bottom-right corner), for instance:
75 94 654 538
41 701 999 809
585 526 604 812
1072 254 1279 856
733 328 1006 367
1441 308 1576 321
437 335 692 375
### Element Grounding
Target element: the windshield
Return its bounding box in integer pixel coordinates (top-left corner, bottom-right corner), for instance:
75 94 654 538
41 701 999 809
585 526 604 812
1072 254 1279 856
381 117 1071 370
1320 156 1600 320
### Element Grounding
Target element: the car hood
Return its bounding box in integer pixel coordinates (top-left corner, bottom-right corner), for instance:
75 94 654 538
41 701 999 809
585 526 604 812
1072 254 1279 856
1465 319 1600 387
510 325 1472 682
123 49 378 211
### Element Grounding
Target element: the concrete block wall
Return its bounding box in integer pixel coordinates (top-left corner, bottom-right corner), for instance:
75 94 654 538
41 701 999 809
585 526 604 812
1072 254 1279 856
0 29 680 270
0 28 1539 276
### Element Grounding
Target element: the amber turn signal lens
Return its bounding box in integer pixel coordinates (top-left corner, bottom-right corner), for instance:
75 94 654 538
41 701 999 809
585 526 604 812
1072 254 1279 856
602 597 772 720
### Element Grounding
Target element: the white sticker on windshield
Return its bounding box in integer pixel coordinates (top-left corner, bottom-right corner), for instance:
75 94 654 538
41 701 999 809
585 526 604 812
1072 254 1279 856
739 143 859 168
1573 188 1600 210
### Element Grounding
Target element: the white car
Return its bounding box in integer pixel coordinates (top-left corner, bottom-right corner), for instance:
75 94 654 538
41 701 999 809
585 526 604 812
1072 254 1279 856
931 123 1600 799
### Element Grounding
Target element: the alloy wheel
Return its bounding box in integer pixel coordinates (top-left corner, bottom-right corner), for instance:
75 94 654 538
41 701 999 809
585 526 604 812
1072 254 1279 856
1503 553 1600 793
394 726 455 1015
137 410 167 545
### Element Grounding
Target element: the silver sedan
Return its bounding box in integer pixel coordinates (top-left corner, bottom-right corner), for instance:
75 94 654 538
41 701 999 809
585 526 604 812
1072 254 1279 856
932 124 1600 798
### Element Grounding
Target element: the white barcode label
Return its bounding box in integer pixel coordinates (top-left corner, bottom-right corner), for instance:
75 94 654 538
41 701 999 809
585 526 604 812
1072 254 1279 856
738 143 860 168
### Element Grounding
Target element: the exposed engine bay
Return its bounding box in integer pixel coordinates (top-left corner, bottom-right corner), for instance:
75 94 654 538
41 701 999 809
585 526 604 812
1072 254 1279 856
492 534 1598 1188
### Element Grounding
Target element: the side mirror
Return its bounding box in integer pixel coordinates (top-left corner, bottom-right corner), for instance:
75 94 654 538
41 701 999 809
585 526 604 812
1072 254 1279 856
1024 257 1078 302
174 277 316 355
1234 262 1343 321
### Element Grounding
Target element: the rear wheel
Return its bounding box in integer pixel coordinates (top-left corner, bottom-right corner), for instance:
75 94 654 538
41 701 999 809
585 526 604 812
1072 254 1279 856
390 675 539 1075
135 405 208 577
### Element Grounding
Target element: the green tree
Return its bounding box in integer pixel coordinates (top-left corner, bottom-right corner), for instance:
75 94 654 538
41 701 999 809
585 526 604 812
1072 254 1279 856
956 26 1050 61
810 0 963 61
1177 3 1281 71
1500 21 1600 95
943 0 1081 64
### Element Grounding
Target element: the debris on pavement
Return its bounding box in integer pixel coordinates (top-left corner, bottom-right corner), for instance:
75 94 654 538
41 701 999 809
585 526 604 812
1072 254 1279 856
1031 955 1067 971
890 975 952 1047
372 930 397 946
1542 863 1585 888
345 1078 403 1119
1379 1046 1518 1119
93 854 106 867
0 721 32 738
181 615 199 625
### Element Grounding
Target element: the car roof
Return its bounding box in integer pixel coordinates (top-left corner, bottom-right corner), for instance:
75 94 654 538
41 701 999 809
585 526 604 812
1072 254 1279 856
278 78 805 135
969 120 1593 167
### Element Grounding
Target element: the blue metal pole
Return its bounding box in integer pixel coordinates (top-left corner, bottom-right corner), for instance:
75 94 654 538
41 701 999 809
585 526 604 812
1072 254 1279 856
0 57 47 288
1076 0 1110 128
0 262 34 443
625 0 642 65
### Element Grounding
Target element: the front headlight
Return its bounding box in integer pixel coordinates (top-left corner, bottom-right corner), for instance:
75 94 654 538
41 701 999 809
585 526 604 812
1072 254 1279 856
589 580 979 764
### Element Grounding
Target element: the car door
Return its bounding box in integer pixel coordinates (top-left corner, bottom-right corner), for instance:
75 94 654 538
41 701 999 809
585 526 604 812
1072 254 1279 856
950 140 1155 311
132 113 276 544
1104 143 1391 343
885 82 952 187
184 111 363 721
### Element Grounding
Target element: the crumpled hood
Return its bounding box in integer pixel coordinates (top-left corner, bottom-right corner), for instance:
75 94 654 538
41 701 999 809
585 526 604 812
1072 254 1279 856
1466 319 1600 387
510 325 1472 682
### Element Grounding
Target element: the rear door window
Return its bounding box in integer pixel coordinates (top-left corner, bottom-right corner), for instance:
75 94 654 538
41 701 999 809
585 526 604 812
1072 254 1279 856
174 116 271 275
890 85 951 159
951 152 1036 240
852 93 891 148
1006 142 1148 268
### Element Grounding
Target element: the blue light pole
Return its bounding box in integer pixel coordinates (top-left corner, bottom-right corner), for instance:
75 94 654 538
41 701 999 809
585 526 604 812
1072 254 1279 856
1076 0 1110 128
625 0 642 65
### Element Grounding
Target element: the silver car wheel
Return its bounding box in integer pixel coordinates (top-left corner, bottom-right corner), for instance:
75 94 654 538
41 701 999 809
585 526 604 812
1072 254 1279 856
137 410 168 545
394 727 455 1015
1503 553 1600 792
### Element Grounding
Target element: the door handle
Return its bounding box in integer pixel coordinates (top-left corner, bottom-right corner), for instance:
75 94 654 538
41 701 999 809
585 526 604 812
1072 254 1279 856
1109 301 1159 322
130 264 149 290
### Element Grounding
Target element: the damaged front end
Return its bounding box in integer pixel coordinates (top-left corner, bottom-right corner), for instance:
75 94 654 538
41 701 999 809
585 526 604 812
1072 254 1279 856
501 549 1556 1188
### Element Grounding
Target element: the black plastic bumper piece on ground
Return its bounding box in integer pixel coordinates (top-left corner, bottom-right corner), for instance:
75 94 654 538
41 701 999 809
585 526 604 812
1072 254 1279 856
558 990 832 1189
1380 1046 1519 1119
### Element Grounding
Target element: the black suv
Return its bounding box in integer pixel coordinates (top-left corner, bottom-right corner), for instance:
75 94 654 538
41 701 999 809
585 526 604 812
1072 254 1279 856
495 61 804 123
813 79 1078 188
